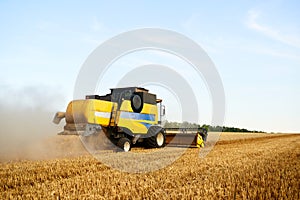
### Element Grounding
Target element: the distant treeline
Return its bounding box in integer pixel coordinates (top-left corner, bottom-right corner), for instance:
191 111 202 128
163 121 265 133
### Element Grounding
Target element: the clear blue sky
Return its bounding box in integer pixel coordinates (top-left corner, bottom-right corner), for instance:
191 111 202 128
0 1 299 133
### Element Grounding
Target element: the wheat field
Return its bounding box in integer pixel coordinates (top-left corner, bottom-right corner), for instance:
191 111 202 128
0 133 299 199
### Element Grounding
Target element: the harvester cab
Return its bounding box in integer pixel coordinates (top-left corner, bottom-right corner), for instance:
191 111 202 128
53 87 166 151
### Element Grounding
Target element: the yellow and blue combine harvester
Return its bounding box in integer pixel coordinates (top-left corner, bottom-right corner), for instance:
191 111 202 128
53 87 207 152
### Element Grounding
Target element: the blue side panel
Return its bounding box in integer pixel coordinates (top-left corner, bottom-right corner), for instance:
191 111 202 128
120 112 155 121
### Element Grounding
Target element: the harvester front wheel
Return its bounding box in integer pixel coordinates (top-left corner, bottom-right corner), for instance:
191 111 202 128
146 130 166 148
117 137 131 152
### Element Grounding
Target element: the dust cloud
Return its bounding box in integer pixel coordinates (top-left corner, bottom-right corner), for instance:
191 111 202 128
0 85 86 162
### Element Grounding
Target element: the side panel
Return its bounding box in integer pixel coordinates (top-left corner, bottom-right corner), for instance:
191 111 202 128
66 99 115 127
87 100 115 126
117 100 158 134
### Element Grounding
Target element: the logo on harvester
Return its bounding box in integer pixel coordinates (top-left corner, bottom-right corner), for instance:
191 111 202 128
55 28 225 173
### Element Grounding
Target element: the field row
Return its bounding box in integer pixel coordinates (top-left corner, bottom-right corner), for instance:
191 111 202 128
0 133 299 199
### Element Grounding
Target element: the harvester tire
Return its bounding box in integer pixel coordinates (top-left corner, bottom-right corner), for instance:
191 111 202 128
131 93 143 113
117 137 131 152
145 130 166 148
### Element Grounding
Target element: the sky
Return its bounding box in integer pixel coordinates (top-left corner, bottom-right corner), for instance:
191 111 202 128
0 0 299 133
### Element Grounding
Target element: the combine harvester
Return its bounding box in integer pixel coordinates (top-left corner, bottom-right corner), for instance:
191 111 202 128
53 87 207 152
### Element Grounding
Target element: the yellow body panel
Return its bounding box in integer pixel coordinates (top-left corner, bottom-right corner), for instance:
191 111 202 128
117 100 158 134
65 99 158 134
119 100 158 118
66 99 115 127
